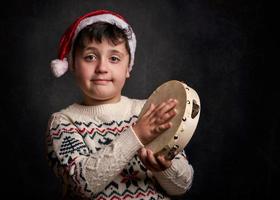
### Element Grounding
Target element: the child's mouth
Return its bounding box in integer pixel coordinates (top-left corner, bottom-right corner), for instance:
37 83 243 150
91 79 112 85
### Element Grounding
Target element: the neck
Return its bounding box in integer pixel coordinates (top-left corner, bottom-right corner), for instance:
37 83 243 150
82 94 121 106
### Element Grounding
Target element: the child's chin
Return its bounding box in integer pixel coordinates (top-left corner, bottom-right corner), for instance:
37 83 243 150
91 94 121 103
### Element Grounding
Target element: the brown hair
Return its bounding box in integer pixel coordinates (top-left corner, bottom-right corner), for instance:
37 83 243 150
72 22 130 63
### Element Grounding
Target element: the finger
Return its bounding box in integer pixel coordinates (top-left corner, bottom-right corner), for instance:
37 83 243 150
157 99 178 117
154 122 172 133
140 147 147 158
139 149 158 171
137 147 144 155
148 102 167 120
143 162 159 172
146 149 161 171
156 155 172 169
154 98 176 113
146 105 165 125
148 99 175 124
142 103 156 119
157 109 177 124
139 148 150 166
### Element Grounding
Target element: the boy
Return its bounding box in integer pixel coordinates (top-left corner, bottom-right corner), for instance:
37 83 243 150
47 10 193 199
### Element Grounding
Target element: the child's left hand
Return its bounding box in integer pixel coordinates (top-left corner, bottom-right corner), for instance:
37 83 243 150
138 148 172 172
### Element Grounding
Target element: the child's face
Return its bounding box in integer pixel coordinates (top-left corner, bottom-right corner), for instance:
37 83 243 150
73 38 130 105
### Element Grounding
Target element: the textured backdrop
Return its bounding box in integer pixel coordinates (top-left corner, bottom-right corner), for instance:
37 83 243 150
2 0 271 199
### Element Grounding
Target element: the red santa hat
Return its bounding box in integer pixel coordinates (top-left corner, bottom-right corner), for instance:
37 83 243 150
50 10 136 77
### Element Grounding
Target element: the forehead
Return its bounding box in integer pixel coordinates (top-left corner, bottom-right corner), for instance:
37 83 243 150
81 37 128 53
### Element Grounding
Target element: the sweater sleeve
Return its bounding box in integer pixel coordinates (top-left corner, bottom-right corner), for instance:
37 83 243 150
152 151 194 196
46 113 144 198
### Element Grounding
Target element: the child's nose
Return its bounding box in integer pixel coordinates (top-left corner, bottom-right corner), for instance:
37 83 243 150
95 59 108 73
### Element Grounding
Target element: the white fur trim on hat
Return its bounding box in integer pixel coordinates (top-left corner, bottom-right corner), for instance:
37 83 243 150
50 58 68 78
72 14 136 71
50 10 136 78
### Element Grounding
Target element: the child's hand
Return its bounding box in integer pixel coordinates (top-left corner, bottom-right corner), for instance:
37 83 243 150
138 148 172 171
133 98 178 145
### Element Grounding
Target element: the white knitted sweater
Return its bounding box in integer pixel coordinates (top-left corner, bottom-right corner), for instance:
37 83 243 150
46 96 193 199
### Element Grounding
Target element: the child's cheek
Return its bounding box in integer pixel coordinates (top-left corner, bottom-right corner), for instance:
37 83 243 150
76 65 92 77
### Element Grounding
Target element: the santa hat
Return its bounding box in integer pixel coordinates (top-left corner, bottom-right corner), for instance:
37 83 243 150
50 10 136 77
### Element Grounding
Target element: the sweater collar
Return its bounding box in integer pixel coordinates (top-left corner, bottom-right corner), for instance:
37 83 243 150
66 96 131 121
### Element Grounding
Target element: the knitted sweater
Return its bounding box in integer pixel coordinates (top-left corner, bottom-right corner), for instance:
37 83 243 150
46 96 194 200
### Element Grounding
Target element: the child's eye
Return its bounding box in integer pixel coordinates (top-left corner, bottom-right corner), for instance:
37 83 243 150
84 54 97 62
109 56 120 63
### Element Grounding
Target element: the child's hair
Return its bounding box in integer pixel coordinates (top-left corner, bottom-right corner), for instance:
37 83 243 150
50 10 137 78
72 22 131 64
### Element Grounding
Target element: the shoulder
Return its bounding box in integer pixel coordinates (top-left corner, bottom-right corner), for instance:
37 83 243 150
123 96 146 115
126 96 146 109
47 104 76 129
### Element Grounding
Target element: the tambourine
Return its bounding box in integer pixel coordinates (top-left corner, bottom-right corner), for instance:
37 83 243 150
138 80 201 159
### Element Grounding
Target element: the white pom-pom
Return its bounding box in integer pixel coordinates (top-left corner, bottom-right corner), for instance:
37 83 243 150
50 58 68 78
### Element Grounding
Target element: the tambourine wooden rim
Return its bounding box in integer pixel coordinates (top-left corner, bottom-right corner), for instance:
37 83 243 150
139 80 201 159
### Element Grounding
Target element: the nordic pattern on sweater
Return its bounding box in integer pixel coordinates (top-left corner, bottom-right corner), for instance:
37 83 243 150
46 96 193 200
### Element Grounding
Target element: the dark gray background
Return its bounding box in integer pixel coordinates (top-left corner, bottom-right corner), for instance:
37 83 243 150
2 0 273 199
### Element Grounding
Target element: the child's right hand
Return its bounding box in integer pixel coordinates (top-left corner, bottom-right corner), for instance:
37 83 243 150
132 99 178 145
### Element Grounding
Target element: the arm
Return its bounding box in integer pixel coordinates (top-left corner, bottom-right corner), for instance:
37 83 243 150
46 113 143 198
138 148 193 196
152 152 194 196
133 98 193 195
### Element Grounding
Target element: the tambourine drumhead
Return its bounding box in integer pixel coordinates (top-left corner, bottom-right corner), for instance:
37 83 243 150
139 80 186 153
139 80 201 159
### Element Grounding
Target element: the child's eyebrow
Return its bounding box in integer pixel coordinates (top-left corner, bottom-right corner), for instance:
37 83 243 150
82 47 127 56
109 49 126 56
83 47 98 51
